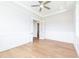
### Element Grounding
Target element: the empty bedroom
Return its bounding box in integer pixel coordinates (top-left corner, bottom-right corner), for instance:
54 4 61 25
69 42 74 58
0 0 79 58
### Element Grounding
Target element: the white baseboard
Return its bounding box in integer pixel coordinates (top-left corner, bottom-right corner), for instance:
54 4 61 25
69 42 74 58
0 34 33 52
73 37 79 56
0 39 32 52
73 43 79 56
39 37 45 39
45 32 75 43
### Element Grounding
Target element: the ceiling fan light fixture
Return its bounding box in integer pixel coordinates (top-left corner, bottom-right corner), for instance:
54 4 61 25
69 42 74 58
31 1 51 12
40 5 44 8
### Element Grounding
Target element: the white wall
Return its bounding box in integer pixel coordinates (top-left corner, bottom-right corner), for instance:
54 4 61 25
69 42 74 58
0 2 37 52
33 20 38 37
75 2 79 56
43 10 75 43
39 18 46 39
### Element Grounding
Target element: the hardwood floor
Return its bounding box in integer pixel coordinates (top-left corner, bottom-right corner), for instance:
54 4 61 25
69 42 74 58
0 39 78 58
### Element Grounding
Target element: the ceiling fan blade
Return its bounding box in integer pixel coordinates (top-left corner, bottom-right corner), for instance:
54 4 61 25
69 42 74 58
44 6 50 9
39 7 42 12
38 1 43 4
31 5 39 7
44 1 51 5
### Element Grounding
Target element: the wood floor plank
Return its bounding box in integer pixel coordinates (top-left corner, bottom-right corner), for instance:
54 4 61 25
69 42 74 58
0 39 78 58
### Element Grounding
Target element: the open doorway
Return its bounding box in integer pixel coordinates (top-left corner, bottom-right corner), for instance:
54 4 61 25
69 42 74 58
33 20 40 42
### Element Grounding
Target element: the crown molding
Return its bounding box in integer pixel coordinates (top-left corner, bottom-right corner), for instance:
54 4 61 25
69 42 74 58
42 9 68 18
13 2 72 18
14 2 42 17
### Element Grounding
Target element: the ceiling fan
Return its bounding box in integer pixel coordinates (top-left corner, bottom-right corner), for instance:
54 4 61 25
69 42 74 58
31 1 51 12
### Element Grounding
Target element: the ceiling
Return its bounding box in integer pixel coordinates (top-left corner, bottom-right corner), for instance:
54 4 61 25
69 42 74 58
15 1 75 17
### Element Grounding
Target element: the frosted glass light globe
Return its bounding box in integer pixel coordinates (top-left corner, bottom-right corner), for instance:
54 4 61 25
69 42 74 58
40 5 44 8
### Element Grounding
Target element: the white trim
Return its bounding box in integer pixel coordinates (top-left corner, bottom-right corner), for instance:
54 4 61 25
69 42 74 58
14 2 70 18
74 42 79 56
43 9 68 17
0 39 32 52
14 2 42 17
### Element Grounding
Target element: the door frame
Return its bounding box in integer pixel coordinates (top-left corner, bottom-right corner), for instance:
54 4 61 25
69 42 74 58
33 20 40 40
